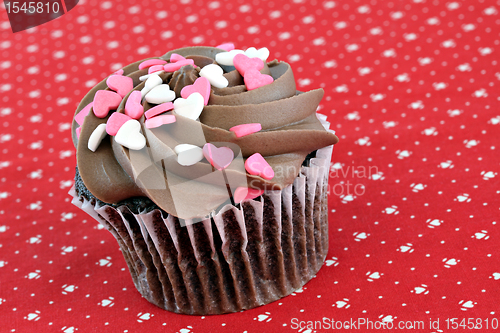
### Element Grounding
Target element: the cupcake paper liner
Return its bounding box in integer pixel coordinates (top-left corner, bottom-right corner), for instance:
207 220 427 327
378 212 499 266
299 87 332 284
70 115 334 315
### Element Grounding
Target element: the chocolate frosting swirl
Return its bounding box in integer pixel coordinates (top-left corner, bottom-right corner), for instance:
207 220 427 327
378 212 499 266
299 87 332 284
72 46 338 219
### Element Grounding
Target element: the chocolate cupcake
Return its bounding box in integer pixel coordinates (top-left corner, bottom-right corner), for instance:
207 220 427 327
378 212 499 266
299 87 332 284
69 45 338 314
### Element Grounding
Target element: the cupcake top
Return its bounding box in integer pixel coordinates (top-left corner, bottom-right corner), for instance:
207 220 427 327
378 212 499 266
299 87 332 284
71 44 338 219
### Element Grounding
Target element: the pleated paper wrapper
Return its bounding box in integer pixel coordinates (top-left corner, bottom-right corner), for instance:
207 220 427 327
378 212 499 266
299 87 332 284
69 114 335 315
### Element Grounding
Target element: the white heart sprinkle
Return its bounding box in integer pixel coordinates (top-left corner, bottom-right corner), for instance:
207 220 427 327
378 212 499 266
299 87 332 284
141 74 163 98
174 144 204 166
145 84 176 104
139 71 164 82
245 47 270 62
115 119 146 150
87 123 107 152
199 64 228 88
144 74 163 90
173 92 205 120
215 49 244 66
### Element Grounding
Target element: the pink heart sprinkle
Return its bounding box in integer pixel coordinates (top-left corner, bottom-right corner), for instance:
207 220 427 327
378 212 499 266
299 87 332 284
163 59 195 72
145 102 174 119
216 43 235 51
233 187 264 203
202 143 234 170
245 153 274 180
148 65 164 74
170 53 186 62
145 114 176 129
114 69 124 75
124 90 144 120
106 75 133 98
233 54 264 76
229 123 262 138
180 77 211 105
106 112 132 136
76 126 82 139
244 69 274 91
138 59 167 70
74 102 93 126
93 90 122 118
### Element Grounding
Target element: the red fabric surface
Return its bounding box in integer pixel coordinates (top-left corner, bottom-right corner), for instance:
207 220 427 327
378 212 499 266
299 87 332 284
1 0 500 332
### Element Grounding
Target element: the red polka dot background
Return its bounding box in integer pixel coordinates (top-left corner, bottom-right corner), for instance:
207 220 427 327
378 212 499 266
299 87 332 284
1 0 500 331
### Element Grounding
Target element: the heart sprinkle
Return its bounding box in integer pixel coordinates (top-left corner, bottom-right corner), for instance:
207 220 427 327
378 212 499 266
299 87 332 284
243 69 274 91
244 47 270 62
145 84 176 104
106 112 132 136
114 69 124 75
163 59 195 72
106 75 133 97
76 126 82 139
215 49 244 66
233 54 264 76
199 64 228 88
93 90 122 118
229 123 262 138
173 92 205 120
245 153 274 179
139 72 164 82
180 77 211 105
174 144 204 166
74 102 93 126
88 123 108 152
169 53 186 62
138 59 167 70
141 73 163 97
148 64 165 74
124 90 144 119
144 102 174 119
115 119 146 150
145 114 176 129
216 43 235 51
202 143 234 170
233 187 264 203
